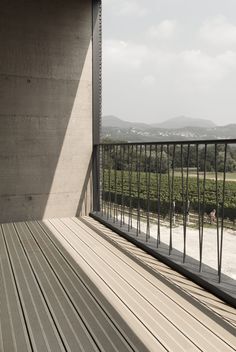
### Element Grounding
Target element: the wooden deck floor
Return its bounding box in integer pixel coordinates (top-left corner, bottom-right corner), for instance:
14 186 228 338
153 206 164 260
0 217 235 351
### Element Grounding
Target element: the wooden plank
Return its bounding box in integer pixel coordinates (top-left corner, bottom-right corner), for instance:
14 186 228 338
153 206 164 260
2 223 66 352
42 219 167 352
38 219 151 352
68 217 236 351
27 220 134 352
49 218 201 352
0 225 31 352
1 216 235 352
101 230 236 325
14 221 100 352
86 216 236 327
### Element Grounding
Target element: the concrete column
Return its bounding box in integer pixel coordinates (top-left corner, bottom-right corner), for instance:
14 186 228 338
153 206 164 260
0 0 93 222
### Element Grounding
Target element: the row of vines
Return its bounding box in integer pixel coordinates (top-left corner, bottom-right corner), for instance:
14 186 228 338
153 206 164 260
103 170 236 220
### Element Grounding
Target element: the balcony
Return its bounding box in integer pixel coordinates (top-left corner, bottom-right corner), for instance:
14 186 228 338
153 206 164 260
1 216 236 351
92 140 236 306
0 0 236 350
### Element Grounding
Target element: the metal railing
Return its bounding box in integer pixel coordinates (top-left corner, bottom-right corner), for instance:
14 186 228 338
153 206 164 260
95 139 236 283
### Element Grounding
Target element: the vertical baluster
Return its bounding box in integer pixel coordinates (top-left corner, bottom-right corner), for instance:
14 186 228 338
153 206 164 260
100 145 102 215
215 144 220 276
155 145 158 245
144 145 148 241
136 145 141 235
120 145 125 226
107 145 112 219
111 145 115 219
167 144 172 254
183 144 190 263
123 145 127 226
170 144 176 255
98 144 102 213
219 143 228 283
127 144 131 231
94 144 99 214
135 145 138 234
105 145 109 218
118 144 122 222
103 145 106 217
101 145 105 216
113 145 118 222
199 143 207 272
146 145 151 241
196 144 201 269
128 145 133 231
118 144 121 224
157 145 163 246
181 144 185 252
153 144 159 243
131 144 134 229
124 144 128 226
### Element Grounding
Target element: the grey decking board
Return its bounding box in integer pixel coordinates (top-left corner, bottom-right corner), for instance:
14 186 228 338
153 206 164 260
68 217 236 351
85 216 236 326
2 223 66 352
71 218 236 346
0 225 32 352
44 219 166 352
27 220 134 352
142 252 236 325
48 218 168 351
51 219 232 351
15 221 99 352
80 217 236 317
81 216 236 348
66 218 217 350
51 218 193 352
1 217 235 352
92 213 236 304
38 220 151 352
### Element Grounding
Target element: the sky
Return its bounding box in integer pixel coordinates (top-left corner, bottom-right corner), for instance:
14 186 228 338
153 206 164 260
102 0 236 125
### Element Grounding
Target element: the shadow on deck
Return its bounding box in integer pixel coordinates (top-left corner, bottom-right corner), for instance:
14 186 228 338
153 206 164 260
90 212 236 307
0 217 235 351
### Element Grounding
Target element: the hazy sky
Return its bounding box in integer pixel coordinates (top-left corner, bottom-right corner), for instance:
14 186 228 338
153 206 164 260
102 0 236 125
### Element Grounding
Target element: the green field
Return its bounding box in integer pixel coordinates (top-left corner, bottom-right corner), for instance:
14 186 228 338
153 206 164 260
174 171 236 181
103 169 236 220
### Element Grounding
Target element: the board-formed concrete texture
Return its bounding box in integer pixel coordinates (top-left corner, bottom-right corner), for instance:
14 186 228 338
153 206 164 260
0 0 93 222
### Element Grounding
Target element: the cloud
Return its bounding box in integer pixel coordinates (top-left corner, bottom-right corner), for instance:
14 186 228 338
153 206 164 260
142 75 156 86
147 20 177 40
179 49 236 85
102 1 236 124
118 0 148 17
199 16 236 47
104 38 236 92
103 0 148 17
103 40 148 70
103 19 236 102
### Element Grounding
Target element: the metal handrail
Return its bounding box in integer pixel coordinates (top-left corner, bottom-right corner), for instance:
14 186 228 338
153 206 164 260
95 140 236 284
97 138 236 147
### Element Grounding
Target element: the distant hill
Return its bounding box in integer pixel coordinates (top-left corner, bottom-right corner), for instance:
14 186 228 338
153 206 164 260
101 115 236 142
102 115 151 130
152 116 216 129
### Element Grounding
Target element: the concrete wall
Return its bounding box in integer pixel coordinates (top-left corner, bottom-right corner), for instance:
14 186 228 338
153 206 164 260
0 0 93 223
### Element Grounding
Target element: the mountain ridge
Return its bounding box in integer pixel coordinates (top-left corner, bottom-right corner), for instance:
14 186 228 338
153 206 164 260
151 115 216 129
103 115 217 130
102 115 236 142
102 115 151 129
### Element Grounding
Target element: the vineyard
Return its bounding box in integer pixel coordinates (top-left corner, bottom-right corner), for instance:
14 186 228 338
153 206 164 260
103 169 236 221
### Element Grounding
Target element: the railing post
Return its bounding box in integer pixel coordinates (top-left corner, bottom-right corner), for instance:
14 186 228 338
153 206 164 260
92 144 100 212
92 0 102 213
95 139 236 288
